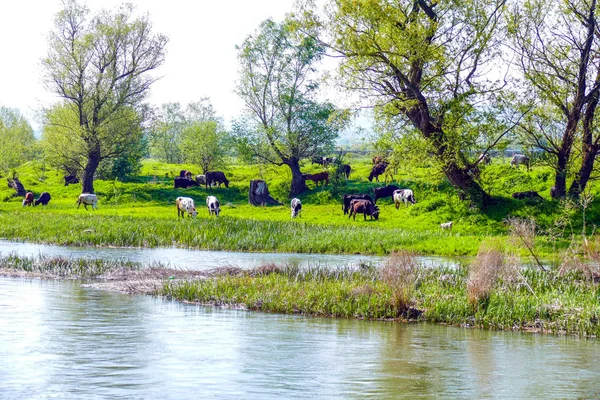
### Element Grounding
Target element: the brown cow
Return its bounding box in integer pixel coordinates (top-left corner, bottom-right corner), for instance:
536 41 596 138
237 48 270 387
22 192 34 207
304 171 329 187
349 199 379 221
368 162 388 182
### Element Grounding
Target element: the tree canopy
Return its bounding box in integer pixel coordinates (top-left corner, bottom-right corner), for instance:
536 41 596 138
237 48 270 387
0 108 35 174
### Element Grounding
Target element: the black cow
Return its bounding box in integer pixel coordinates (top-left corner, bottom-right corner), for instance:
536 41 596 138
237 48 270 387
373 185 400 204
34 192 51 206
206 171 229 188
64 175 79 186
179 170 192 179
338 164 351 179
512 191 543 200
342 194 373 215
349 199 380 221
174 177 199 189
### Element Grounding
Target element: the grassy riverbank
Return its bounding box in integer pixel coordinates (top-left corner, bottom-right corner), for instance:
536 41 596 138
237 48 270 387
0 157 590 256
3 253 599 337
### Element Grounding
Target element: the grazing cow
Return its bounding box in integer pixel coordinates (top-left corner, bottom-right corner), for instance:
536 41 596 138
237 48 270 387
373 185 400 204
478 153 491 165
349 199 380 221
338 164 351 180
440 221 453 229
393 189 416 208
77 193 98 210
64 175 79 186
342 194 374 215
205 171 229 188
368 162 388 182
22 192 34 207
179 170 192 179
175 196 197 218
323 156 337 167
512 191 543 200
174 177 199 189
207 196 220 217
510 154 530 171
304 171 329 187
34 192 51 206
195 175 206 185
291 198 302 218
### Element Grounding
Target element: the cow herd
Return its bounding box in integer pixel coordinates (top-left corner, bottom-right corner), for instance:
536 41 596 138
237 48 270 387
175 195 220 218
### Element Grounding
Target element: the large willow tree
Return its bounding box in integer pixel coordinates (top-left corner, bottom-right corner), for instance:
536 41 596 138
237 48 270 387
301 0 509 207
43 0 167 193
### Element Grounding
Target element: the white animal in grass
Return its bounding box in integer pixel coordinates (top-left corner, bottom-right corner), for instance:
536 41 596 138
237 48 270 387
207 195 220 217
77 193 98 210
176 196 197 218
291 198 302 218
440 221 453 230
393 189 416 209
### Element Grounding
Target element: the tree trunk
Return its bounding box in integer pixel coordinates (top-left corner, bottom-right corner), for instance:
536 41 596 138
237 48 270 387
82 151 101 194
287 157 307 198
569 148 596 197
7 178 26 197
248 180 282 206
444 163 490 209
552 153 569 199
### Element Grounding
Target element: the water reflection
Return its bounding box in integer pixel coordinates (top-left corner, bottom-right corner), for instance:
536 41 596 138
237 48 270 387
1 277 600 398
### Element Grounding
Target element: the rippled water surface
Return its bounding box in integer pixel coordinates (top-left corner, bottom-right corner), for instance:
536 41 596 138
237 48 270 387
1 277 600 399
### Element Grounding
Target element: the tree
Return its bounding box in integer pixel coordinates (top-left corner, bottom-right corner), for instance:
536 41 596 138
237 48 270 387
300 0 510 207
42 103 147 181
509 0 600 198
236 18 348 198
180 120 227 174
42 0 167 193
0 108 36 174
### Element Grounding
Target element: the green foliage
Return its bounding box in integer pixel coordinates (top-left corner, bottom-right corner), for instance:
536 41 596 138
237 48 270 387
0 108 36 174
180 120 227 174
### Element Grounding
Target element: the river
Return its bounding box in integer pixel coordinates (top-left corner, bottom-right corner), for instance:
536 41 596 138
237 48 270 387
1 277 600 398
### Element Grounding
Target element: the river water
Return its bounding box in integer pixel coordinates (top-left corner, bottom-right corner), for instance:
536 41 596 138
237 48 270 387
1 277 600 398
0 240 462 270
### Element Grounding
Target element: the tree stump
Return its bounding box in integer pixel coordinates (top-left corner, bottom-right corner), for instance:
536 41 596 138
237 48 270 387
248 180 282 206
7 178 26 197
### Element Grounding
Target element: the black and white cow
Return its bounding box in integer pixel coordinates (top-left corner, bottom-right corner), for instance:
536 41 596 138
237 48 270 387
207 195 220 217
510 154 530 171
393 189 416 208
291 198 302 218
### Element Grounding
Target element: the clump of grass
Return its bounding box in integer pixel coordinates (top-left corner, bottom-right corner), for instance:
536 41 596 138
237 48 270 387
249 262 283 276
467 243 504 310
506 216 546 271
379 251 420 316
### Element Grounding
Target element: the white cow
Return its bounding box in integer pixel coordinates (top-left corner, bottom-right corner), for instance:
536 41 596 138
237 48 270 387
176 196 197 218
510 154 530 171
77 193 98 210
291 198 302 218
195 175 206 185
207 196 220 217
393 189 416 209
440 221 453 230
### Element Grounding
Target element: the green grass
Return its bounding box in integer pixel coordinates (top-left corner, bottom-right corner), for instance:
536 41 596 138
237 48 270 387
164 263 600 337
0 157 593 256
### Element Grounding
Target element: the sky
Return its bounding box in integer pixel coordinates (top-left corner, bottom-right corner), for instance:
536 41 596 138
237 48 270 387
0 0 306 132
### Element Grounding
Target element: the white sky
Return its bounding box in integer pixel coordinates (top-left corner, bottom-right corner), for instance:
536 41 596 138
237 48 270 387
0 0 300 132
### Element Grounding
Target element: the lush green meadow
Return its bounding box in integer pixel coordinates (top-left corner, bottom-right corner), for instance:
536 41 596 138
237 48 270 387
0 156 593 256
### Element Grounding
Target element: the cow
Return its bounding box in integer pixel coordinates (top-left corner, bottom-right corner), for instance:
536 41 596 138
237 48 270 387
349 199 380 221
174 177 199 189
323 156 337 167
175 196 197 218
311 156 325 166
342 194 373 215
368 162 388 182
512 191 544 200
64 175 79 186
22 192 34 207
373 185 400 204
510 154 530 171
478 153 491 165
34 192 51 206
440 221 453 230
338 164 351 180
205 171 229 188
195 175 206 185
393 189 416 208
207 195 220 217
291 198 302 218
77 193 98 210
179 170 192 179
304 171 329 187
